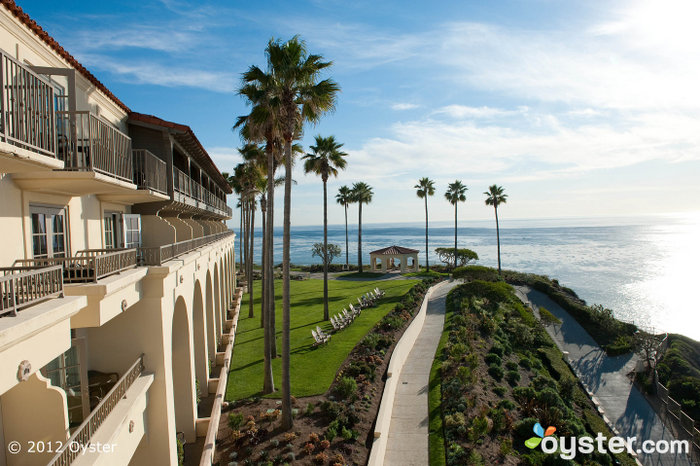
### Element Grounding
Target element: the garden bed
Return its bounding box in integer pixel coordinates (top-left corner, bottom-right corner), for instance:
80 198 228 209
214 277 441 465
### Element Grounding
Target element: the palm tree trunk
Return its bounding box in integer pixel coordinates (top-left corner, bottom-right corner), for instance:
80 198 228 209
239 204 243 275
323 180 329 320
424 196 429 271
281 139 293 430
495 206 501 273
267 152 277 359
261 198 274 393
454 203 458 269
357 202 363 272
248 199 255 318
260 204 266 328
344 203 348 269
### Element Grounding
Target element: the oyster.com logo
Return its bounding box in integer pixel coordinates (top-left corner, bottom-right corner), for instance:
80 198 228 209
525 422 556 449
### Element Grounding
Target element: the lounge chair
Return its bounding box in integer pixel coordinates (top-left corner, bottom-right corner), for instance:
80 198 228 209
312 329 330 346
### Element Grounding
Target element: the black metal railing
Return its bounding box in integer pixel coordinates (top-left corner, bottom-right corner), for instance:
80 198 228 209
47 354 145 466
0 265 63 317
0 49 56 157
57 111 133 182
133 149 167 194
139 231 234 266
174 167 230 216
13 249 138 284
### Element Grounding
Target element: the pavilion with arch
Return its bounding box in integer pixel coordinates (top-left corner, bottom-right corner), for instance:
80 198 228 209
369 245 420 273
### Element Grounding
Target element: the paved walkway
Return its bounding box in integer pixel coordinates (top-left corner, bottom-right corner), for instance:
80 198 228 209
384 280 459 466
515 286 694 466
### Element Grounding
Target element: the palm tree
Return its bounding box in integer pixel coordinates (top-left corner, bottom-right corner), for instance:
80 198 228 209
350 182 373 272
266 36 339 429
303 135 347 321
335 186 352 269
414 177 435 272
484 185 508 273
445 180 468 268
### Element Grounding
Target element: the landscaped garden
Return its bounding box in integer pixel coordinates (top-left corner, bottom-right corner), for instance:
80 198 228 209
217 277 440 465
429 279 637 465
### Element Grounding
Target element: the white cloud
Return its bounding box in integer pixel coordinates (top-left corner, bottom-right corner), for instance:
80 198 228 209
391 103 419 111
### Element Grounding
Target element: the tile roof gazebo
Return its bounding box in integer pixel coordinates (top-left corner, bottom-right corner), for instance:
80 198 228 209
369 245 420 273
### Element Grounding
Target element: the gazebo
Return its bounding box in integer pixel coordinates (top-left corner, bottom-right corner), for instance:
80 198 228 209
369 245 420 273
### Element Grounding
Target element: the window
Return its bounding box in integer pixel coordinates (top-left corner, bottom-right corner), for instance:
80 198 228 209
30 206 67 258
123 214 141 248
103 213 121 249
42 340 89 428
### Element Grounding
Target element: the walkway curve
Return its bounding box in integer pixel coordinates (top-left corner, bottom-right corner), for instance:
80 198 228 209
382 280 459 466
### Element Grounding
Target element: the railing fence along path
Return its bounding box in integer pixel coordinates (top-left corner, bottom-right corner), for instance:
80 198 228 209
57 110 132 182
46 354 145 466
139 231 234 266
174 167 230 216
655 378 700 463
13 249 138 283
133 149 167 194
0 49 57 157
0 265 63 316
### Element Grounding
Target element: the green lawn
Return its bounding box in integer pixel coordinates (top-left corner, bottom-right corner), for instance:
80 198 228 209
226 278 418 400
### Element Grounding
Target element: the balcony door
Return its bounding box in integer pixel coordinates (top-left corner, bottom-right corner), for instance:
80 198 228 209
104 213 141 249
30 205 67 258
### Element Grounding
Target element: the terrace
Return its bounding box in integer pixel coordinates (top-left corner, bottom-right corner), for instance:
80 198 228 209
174 167 232 218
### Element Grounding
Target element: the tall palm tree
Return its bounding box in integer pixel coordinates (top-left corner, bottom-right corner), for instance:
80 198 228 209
335 186 352 269
303 135 347 321
414 177 435 271
484 184 508 273
266 36 339 429
350 182 373 272
445 180 468 268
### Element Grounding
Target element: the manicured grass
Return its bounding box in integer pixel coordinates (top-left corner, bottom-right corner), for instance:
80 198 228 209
403 270 450 278
336 271 386 279
428 296 451 466
226 278 418 400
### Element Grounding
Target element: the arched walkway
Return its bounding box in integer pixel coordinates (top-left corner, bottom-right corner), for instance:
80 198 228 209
214 264 221 341
192 281 208 400
205 272 216 369
172 296 196 442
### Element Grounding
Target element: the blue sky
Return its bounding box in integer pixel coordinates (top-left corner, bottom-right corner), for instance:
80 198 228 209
22 0 700 226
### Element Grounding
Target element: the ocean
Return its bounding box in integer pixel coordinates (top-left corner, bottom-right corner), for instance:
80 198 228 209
240 213 700 341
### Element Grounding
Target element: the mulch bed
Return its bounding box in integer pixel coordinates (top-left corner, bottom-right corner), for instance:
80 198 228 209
212 278 441 466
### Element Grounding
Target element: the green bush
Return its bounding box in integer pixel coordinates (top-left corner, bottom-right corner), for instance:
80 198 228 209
498 399 516 410
228 412 244 430
488 364 504 381
539 306 561 325
484 353 502 366
505 361 519 371
489 344 505 357
506 370 521 385
452 265 501 282
493 385 507 396
518 356 532 370
334 376 358 401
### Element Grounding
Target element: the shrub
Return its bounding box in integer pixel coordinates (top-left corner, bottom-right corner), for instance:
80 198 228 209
488 364 504 381
313 452 328 464
493 385 507 396
319 439 330 450
514 417 539 443
536 387 566 410
518 356 532 370
303 442 315 455
558 377 577 402
484 353 502 366
341 426 357 440
334 376 358 401
320 401 341 419
489 344 505 357
452 265 501 282
228 412 244 430
513 386 536 403
282 432 297 443
381 315 405 331
539 306 562 325
505 361 518 371
308 432 320 443
506 370 521 385
331 453 345 464
498 399 516 410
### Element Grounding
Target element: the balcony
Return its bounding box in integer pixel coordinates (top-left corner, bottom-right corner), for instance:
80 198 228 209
174 167 231 217
0 265 63 317
47 354 152 466
0 49 63 172
13 249 138 284
139 230 234 266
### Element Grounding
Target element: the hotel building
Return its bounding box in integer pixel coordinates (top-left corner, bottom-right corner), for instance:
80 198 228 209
0 1 238 464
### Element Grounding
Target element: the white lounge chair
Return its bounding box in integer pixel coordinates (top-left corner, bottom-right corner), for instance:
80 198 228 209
312 329 330 346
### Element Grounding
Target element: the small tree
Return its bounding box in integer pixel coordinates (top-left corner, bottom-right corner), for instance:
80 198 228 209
311 242 342 267
634 328 666 373
435 247 478 267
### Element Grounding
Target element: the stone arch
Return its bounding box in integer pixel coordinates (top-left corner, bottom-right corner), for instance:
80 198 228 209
192 280 208 400
171 296 196 441
213 263 221 339
219 257 227 325
205 271 216 367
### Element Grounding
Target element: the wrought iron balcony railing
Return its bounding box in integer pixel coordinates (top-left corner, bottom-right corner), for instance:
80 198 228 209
133 149 167 194
0 265 63 317
47 354 145 466
0 49 57 157
57 111 133 183
13 249 138 284
173 167 229 215
139 230 234 266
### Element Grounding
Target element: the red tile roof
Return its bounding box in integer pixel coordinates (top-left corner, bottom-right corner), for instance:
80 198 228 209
369 245 420 255
1 0 130 113
129 112 232 193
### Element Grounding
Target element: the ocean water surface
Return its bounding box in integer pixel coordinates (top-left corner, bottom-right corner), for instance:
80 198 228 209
240 213 700 340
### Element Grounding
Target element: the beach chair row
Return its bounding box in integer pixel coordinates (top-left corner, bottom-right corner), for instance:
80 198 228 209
330 288 385 332
312 326 331 346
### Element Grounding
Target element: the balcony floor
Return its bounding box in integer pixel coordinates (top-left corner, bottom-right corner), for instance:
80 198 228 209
0 141 63 173
13 170 136 196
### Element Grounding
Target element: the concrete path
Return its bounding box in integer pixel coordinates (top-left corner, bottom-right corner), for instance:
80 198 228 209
515 286 694 466
384 280 459 466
